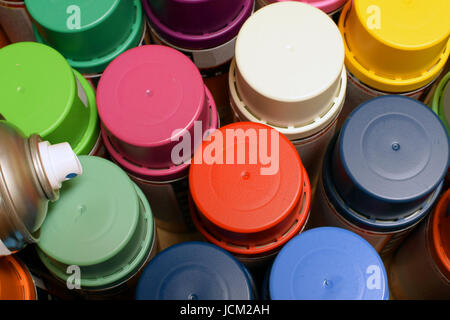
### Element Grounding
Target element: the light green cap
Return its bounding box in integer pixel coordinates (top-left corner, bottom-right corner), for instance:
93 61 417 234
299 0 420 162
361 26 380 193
0 42 98 155
432 72 450 136
37 156 154 289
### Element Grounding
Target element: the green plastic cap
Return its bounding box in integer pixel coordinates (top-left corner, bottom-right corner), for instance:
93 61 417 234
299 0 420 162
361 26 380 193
0 42 100 155
0 42 98 155
432 72 450 136
26 0 144 74
37 156 154 289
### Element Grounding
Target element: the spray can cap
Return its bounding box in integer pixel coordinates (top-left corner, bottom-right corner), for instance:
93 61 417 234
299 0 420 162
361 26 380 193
37 141 82 190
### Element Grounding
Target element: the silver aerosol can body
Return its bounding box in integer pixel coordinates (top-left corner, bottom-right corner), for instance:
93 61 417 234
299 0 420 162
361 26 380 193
0 121 82 255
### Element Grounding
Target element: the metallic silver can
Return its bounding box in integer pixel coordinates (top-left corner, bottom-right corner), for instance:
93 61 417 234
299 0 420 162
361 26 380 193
0 121 81 255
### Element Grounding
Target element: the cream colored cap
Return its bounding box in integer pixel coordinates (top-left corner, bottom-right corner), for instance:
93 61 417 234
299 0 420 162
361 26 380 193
234 2 345 131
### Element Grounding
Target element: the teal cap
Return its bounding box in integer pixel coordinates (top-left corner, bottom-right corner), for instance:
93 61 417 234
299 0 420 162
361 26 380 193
26 0 144 74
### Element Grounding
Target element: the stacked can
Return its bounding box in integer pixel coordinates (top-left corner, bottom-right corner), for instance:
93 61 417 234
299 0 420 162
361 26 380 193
189 122 311 269
36 156 156 299
0 255 37 300
337 0 450 126
0 121 82 256
266 227 389 300
311 96 450 259
0 25 8 48
256 0 347 19
136 242 256 300
0 0 35 43
0 42 104 157
432 72 450 188
97 45 219 234
25 0 149 87
389 189 450 299
143 0 254 126
229 2 346 194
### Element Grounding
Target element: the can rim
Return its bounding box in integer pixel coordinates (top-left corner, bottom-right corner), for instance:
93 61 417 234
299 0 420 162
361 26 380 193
262 0 347 15
102 85 219 182
229 59 347 140
191 167 311 256
432 72 450 135
36 183 155 290
322 133 442 232
339 0 450 93
431 189 450 280
31 0 144 74
0 256 37 300
142 0 254 50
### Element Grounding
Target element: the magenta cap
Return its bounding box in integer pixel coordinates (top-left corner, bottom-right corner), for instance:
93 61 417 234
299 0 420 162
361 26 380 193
97 45 218 182
266 0 347 14
142 0 254 49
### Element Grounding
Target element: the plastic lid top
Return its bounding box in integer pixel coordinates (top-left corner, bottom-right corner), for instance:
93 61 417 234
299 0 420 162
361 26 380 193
25 0 143 73
136 242 254 300
0 42 76 138
26 0 125 31
432 72 450 136
97 45 209 171
431 189 450 279
143 0 253 49
190 122 310 255
270 227 389 300
340 0 450 92
235 2 344 128
98 45 204 146
38 141 82 190
0 42 98 155
0 256 36 300
334 96 449 220
37 156 140 266
266 0 347 14
354 0 449 49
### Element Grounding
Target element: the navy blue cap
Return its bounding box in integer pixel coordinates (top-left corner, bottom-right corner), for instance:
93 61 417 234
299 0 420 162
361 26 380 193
332 95 449 221
269 227 389 300
135 242 255 300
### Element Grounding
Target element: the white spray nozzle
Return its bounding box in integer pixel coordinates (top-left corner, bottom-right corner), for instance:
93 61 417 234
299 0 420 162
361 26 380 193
38 141 82 190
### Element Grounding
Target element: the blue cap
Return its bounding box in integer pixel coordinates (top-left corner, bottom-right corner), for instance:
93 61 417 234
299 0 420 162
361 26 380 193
136 242 255 300
328 96 449 227
269 227 389 300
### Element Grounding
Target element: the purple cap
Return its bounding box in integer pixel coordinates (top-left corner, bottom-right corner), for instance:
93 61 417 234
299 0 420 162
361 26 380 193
142 0 254 49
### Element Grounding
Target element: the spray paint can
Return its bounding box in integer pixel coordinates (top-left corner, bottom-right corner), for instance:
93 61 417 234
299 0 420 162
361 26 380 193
189 122 311 270
25 0 149 87
143 0 254 126
36 156 156 300
229 2 346 195
0 255 37 300
337 0 450 127
0 121 82 256
0 42 104 157
256 0 347 19
311 96 450 260
136 242 256 300
267 227 389 300
0 0 35 43
389 189 450 299
432 72 450 188
98 45 219 234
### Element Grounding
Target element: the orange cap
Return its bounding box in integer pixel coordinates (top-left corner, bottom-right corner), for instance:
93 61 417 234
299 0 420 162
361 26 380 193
0 256 37 300
431 189 450 280
189 122 311 256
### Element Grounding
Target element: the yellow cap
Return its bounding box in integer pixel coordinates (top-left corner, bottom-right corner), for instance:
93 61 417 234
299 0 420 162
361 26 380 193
339 0 450 93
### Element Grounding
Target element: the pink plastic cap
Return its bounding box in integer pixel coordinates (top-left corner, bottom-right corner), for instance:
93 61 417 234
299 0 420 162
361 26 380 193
97 45 218 181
